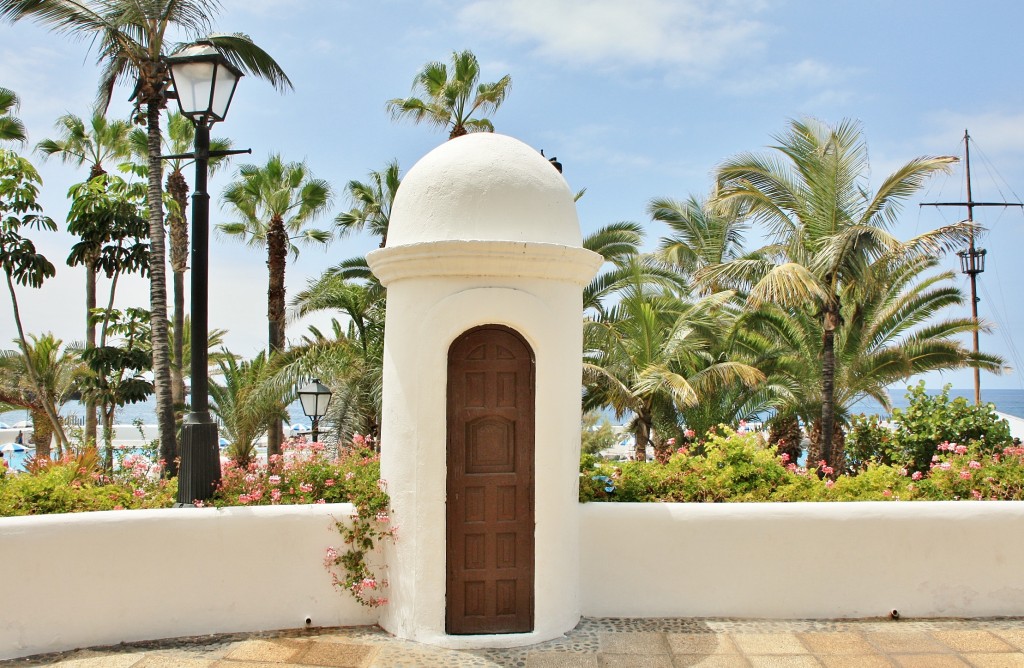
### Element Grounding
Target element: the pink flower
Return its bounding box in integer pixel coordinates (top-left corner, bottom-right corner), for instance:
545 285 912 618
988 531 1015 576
822 466 834 476
377 479 387 492
269 475 281 485
376 511 389 523
954 444 968 455
684 429 696 439
299 482 314 493
194 500 205 508
882 489 893 498
113 504 125 510
325 479 335 487
352 434 365 446
133 489 146 498
825 479 834 489
969 461 982 469
344 471 355 481
972 489 983 500
271 489 282 502
959 471 972 480
780 453 790 463
912 471 923 481
899 468 909 477
666 438 676 446
939 462 952 471
315 498 326 504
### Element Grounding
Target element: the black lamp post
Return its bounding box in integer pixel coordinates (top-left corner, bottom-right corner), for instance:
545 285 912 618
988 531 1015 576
297 379 333 442
165 42 249 505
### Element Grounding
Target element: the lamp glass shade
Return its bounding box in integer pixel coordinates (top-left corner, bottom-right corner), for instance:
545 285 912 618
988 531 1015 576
167 43 242 122
298 379 333 418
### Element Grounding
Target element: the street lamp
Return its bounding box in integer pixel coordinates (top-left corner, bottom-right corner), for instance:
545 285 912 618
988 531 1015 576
297 379 333 442
165 42 248 505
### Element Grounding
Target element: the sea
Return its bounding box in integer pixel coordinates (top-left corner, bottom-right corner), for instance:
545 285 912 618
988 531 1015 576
3 388 1024 430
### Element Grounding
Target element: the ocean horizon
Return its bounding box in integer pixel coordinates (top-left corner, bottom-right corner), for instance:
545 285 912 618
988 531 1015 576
4 387 1024 428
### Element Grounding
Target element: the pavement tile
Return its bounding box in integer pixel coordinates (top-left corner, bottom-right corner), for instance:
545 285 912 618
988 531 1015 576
731 634 808 655
798 632 876 655
745 657 822 668
525 651 599 667
932 631 1016 653
293 642 378 668
818 656 894 668
865 631 950 654
994 630 1024 651
598 655 675 668
891 655 971 668
668 633 740 655
132 657 217 668
964 654 1024 668
599 632 670 655
673 655 752 667
224 639 306 663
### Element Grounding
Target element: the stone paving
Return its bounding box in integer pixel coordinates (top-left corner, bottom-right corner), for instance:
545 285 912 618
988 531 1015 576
8 618 1024 667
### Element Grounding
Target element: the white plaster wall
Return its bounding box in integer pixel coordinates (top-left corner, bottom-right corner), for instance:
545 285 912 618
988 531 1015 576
374 272 590 648
580 501 1024 619
0 504 376 660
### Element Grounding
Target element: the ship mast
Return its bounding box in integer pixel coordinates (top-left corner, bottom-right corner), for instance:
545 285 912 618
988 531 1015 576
921 129 1023 404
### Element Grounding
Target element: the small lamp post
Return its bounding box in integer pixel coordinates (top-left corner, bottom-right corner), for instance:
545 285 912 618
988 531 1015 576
297 378 333 442
165 42 249 505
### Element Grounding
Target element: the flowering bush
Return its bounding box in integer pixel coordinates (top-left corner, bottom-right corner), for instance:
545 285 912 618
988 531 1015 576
581 429 1024 503
210 438 395 607
0 449 175 515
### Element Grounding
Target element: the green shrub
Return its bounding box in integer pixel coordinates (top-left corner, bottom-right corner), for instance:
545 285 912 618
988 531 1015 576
889 382 1011 471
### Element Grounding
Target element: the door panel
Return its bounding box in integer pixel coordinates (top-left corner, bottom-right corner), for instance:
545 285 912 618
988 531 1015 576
446 326 535 635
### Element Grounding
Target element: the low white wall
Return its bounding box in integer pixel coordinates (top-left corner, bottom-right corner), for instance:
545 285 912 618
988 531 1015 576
0 504 377 660
580 501 1024 619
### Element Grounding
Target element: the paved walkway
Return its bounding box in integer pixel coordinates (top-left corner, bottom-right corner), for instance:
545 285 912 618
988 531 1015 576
8 618 1024 667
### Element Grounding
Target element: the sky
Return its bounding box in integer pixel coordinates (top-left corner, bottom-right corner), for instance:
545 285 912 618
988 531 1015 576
2 0 1024 394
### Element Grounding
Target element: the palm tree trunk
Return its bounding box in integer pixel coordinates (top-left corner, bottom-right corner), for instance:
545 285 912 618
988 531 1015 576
30 406 52 460
266 217 288 458
146 102 177 476
634 418 651 462
84 265 98 449
167 170 189 413
820 305 839 467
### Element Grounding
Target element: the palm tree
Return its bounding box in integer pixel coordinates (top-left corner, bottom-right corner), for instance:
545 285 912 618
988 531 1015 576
210 351 283 466
129 113 233 409
0 0 292 474
709 118 971 467
334 159 401 248
583 260 763 461
219 154 333 457
653 194 749 294
387 49 512 140
0 333 83 459
37 110 133 445
0 86 27 143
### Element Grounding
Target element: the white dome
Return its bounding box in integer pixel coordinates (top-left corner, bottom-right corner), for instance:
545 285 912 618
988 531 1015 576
387 133 582 247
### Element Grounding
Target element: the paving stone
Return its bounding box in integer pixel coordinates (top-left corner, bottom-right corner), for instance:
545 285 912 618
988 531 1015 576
891 655 971 667
224 639 305 663
667 633 740 655
817 656 894 668
673 656 752 668
745 656 822 668
293 642 379 668
133 657 217 668
964 654 1024 668
994 630 1024 651
598 632 670 655
598 655 674 668
865 631 950 654
931 631 1016 653
731 633 808 655
797 632 876 655
525 650 598 667
50 657 148 668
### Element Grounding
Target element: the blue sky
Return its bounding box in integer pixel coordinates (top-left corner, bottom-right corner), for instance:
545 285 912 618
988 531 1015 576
2 0 1024 393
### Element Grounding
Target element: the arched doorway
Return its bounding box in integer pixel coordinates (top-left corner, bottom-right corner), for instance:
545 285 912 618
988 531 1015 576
446 325 535 635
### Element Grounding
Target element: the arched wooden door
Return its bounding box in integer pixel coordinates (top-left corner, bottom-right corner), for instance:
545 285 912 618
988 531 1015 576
446 325 535 635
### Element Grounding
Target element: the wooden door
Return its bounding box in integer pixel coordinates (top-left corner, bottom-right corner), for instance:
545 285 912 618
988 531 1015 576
446 325 535 635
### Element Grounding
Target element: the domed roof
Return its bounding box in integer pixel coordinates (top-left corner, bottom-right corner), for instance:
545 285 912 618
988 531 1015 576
386 133 582 247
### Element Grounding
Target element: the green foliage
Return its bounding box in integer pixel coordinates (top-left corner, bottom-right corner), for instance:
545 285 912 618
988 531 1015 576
845 413 896 470
887 383 1010 471
581 411 618 455
0 450 175 515
580 428 1024 503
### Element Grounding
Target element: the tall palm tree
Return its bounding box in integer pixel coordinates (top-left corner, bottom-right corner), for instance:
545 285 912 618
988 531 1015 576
0 86 27 143
129 113 232 409
653 195 750 294
219 154 332 457
334 159 401 248
751 253 1003 469
0 0 292 474
37 110 133 445
387 49 511 140
709 118 970 466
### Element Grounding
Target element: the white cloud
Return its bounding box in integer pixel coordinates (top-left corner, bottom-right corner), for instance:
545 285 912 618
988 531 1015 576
458 0 768 75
